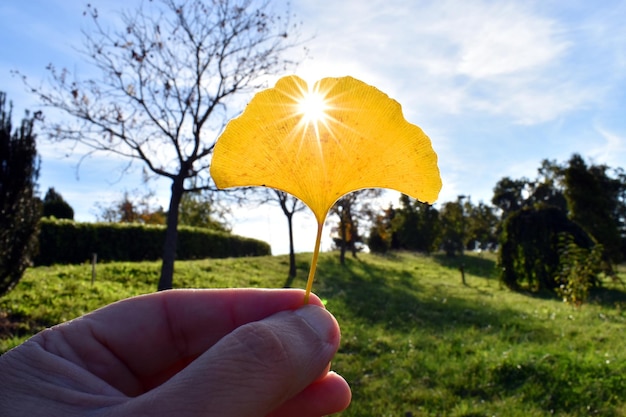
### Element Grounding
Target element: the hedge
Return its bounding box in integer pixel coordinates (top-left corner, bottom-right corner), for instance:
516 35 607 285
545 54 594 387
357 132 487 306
35 218 271 265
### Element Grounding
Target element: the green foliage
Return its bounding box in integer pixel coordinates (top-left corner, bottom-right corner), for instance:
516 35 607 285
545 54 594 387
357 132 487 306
464 201 498 251
563 154 624 264
492 176 527 215
499 205 595 291
178 191 229 232
439 198 466 257
390 195 440 253
35 218 270 265
366 216 392 254
2 252 626 416
0 92 41 296
556 233 604 306
42 187 74 220
331 189 382 263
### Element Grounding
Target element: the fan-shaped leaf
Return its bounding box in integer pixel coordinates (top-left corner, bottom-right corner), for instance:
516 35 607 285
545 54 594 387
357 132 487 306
211 75 442 301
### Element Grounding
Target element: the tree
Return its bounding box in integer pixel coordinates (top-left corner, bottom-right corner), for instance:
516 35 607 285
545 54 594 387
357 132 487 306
22 0 302 290
0 92 41 296
465 201 498 251
42 187 74 219
390 194 440 253
367 203 396 254
491 177 528 217
178 191 229 232
438 196 467 257
563 154 623 264
498 205 597 292
526 159 567 211
95 190 166 224
264 190 306 279
331 189 382 265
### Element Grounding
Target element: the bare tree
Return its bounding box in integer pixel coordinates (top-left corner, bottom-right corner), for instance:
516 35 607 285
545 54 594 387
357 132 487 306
268 190 306 279
20 0 303 290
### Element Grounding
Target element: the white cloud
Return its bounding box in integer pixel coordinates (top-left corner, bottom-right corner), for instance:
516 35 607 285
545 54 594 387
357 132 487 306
588 126 626 168
436 2 569 79
294 0 600 126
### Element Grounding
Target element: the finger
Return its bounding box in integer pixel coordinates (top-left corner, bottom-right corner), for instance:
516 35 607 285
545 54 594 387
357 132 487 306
123 305 344 417
266 371 352 417
39 289 323 395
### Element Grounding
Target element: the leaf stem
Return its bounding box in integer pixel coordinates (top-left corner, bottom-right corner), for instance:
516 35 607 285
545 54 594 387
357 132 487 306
303 221 323 304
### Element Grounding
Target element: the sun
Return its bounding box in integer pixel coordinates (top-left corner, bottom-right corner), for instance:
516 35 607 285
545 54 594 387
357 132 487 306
296 89 330 127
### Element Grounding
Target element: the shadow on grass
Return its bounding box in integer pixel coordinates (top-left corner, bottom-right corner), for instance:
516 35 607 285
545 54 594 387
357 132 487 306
432 252 499 281
433 254 626 309
294 253 626 416
588 286 626 308
313 255 555 344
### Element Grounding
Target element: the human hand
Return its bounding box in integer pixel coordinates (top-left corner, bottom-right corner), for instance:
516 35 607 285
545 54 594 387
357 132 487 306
0 289 351 416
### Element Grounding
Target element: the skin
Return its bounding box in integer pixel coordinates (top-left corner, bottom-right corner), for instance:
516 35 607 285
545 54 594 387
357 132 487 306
0 289 351 417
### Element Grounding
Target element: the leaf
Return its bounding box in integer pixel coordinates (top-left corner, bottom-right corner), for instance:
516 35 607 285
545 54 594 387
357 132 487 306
211 75 442 302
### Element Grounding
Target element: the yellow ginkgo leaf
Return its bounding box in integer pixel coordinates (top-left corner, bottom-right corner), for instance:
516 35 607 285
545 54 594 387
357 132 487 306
211 75 442 302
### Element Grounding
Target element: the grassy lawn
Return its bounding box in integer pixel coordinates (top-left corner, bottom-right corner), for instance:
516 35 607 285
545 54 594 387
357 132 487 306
2 251 626 416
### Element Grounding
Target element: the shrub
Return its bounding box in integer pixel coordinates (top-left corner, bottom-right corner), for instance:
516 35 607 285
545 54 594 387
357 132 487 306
555 233 603 306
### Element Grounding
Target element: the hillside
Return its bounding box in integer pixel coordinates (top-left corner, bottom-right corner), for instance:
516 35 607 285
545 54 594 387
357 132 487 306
1 252 626 416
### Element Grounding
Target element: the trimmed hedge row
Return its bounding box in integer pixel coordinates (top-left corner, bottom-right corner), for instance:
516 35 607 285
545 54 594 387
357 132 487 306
35 218 271 265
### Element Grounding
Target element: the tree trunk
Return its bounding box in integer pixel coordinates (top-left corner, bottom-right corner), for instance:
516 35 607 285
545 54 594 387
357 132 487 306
158 176 185 291
287 213 296 278
339 216 347 265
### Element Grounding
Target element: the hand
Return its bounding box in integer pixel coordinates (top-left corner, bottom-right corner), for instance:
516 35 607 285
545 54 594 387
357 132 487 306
0 289 351 416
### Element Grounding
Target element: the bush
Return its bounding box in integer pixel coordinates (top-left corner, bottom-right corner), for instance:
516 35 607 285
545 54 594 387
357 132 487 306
555 233 603 306
35 219 270 265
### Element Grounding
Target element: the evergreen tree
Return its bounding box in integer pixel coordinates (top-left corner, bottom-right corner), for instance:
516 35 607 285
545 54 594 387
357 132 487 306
42 187 74 219
0 92 41 296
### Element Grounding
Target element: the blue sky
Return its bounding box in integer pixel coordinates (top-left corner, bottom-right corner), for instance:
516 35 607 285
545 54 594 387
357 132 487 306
1 0 625 255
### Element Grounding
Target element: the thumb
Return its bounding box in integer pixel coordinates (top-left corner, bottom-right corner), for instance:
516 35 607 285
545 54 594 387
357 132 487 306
129 305 341 417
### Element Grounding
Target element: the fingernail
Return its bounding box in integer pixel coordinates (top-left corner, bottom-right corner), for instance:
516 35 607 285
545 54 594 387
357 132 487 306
295 305 336 342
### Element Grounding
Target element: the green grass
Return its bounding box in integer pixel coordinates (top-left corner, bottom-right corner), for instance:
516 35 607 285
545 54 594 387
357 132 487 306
2 251 626 416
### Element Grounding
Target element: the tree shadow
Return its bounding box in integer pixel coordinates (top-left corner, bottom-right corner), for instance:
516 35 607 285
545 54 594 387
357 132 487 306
588 285 626 308
313 255 555 343
432 253 499 281
293 253 625 416
432 253 626 309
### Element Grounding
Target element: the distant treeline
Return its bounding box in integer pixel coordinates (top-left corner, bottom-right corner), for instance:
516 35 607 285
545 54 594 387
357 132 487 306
365 154 625 302
368 154 625 259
